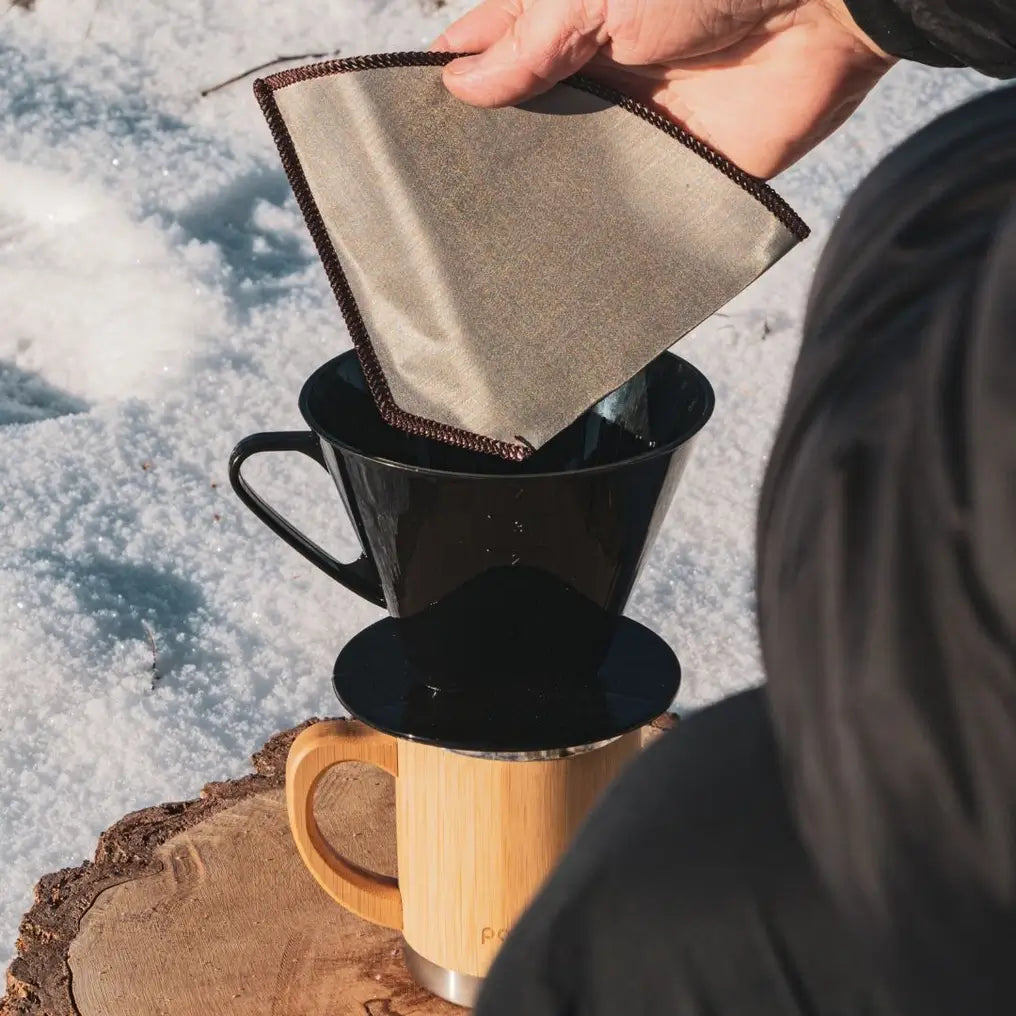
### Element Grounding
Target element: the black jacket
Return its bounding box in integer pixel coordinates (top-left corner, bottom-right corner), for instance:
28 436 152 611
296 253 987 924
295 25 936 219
845 0 1016 76
758 81 1016 1016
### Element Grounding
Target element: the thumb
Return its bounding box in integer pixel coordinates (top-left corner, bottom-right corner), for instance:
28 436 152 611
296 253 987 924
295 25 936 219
443 0 607 107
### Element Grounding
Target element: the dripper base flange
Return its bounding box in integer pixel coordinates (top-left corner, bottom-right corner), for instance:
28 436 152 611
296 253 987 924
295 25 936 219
332 615 680 753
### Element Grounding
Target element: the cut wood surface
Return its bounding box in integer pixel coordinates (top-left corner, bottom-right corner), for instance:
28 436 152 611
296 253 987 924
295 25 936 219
2 714 677 1016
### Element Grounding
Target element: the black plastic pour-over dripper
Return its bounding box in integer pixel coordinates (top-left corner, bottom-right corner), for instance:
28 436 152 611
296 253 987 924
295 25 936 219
230 348 712 750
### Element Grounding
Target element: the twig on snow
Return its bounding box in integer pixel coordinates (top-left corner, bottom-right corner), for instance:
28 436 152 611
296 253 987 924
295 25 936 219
3 0 31 21
200 48 342 98
141 621 162 688
84 0 102 39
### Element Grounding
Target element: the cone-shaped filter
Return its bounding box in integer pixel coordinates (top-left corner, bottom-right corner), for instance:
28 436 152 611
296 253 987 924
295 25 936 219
255 52 808 461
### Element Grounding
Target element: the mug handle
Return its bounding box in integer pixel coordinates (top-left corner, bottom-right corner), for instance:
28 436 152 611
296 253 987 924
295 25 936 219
286 720 403 930
228 432 386 607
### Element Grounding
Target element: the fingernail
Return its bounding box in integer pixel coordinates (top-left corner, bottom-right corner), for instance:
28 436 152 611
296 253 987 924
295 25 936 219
446 55 481 77
429 34 449 52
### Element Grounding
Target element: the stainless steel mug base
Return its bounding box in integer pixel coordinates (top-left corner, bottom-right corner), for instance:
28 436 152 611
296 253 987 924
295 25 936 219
403 939 484 1009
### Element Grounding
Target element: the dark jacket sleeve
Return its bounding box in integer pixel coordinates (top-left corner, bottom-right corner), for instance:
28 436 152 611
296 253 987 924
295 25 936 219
758 82 1016 1015
844 0 1016 76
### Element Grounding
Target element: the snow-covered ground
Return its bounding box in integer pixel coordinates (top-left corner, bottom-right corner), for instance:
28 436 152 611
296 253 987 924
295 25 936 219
0 0 994 965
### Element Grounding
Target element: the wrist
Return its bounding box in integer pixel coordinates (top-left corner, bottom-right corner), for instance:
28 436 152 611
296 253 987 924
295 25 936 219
814 0 899 64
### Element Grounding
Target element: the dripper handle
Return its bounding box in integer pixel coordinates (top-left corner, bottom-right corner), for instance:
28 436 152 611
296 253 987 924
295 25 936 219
287 721 403 930
228 431 386 607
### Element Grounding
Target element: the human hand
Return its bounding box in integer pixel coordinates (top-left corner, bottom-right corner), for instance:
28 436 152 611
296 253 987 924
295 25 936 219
432 0 895 178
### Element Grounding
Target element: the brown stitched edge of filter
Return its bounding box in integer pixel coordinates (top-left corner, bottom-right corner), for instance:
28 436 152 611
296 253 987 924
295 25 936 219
254 51 811 461
567 76 810 241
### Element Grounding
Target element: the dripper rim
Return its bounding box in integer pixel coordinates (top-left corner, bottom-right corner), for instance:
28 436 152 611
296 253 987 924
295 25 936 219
298 349 716 481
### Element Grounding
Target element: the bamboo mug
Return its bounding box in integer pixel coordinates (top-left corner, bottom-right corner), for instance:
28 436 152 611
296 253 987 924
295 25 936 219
286 720 641 1006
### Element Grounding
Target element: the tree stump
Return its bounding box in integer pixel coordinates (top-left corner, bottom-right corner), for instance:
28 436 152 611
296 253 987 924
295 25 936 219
3 715 677 1016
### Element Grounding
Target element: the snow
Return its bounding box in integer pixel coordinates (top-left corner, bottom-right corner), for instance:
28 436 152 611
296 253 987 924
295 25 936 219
0 0 995 966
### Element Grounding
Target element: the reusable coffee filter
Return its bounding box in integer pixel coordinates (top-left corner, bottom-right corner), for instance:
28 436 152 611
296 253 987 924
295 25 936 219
256 52 809 461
